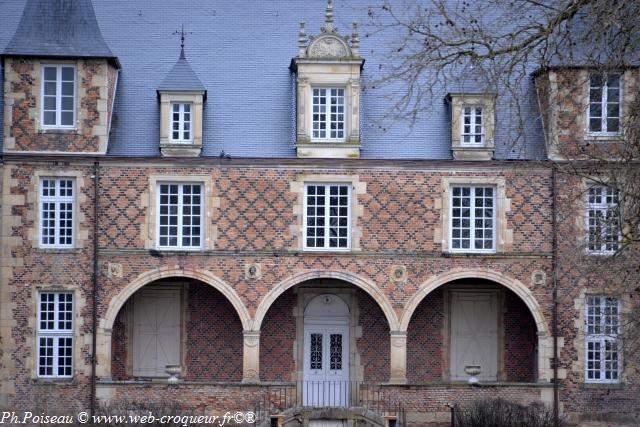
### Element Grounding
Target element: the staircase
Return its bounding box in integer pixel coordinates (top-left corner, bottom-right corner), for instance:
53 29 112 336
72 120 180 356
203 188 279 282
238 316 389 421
249 381 405 427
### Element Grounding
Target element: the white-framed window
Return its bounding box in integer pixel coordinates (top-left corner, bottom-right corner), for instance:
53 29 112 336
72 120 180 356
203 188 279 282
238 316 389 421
312 88 345 141
304 183 351 251
450 186 495 252
40 178 75 248
585 296 620 383
461 106 484 145
37 292 74 378
41 65 75 128
587 185 620 254
170 102 192 143
157 183 202 249
588 74 621 134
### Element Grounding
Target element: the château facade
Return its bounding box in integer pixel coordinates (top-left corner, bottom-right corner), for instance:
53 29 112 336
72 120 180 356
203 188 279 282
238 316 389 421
0 0 637 426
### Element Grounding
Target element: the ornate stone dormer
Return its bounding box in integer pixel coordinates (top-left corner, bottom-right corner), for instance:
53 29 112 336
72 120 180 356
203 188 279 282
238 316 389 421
157 29 206 157
291 0 364 158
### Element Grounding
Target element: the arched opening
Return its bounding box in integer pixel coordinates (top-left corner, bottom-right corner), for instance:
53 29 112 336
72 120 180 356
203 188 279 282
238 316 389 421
258 277 391 387
110 277 243 381
406 278 538 383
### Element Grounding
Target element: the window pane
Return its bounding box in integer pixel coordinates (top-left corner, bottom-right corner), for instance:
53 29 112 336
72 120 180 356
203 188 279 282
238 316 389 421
44 66 57 81
44 82 57 96
61 67 74 81
62 82 74 96
61 97 74 111
43 111 56 126
61 111 74 126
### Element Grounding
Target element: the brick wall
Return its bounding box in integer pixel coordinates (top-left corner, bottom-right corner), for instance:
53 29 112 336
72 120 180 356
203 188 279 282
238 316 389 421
356 290 390 382
0 160 564 415
259 288 296 382
185 280 243 381
407 288 444 383
110 280 244 381
503 289 537 382
111 309 128 380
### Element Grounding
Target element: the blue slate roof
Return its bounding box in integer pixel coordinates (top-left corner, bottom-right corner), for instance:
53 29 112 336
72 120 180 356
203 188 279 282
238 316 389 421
0 0 547 160
3 0 117 64
158 49 206 96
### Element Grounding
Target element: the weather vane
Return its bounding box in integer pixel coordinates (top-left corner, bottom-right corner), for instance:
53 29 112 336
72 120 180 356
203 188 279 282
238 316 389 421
172 24 193 57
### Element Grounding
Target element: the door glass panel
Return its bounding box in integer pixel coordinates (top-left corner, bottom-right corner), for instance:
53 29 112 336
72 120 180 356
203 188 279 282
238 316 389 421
310 333 322 370
330 334 342 370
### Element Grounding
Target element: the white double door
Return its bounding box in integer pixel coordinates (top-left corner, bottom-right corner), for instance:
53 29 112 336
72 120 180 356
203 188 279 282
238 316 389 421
303 324 350 406
450 291 498 381
132 288 181 377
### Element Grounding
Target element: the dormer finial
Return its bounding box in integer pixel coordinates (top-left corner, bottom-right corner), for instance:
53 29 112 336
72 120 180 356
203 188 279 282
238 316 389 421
324 0 334 32
298 21 307 57
351 22 359 55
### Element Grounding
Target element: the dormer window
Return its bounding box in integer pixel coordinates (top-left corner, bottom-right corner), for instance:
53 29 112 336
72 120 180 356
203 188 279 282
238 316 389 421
461 106 484 146
312 88 345 141
170 102 193 143
292 1 363 158
42 65 75 128
449 93 496 160
157 35 206 157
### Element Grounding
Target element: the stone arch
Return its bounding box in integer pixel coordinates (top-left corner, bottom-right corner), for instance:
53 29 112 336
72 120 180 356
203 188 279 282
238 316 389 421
253 270 399 331
102 267 252 331
399 268 548 335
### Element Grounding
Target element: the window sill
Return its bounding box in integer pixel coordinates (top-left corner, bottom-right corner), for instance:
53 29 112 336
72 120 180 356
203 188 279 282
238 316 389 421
34 377 77 385
584 133 623 141
150 248 206 256
446 250 497 256
302 248 352 253
36 247 81 254
582 382 624 389
38 128 77 134
585 250 618 257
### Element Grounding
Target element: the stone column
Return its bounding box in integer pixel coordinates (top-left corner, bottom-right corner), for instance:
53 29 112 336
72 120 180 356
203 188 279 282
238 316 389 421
242 330 261 383
389 331 407 384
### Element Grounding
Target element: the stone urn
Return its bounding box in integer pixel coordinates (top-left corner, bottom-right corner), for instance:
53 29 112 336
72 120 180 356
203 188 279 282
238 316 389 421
165 365 182 384
464 365 481 385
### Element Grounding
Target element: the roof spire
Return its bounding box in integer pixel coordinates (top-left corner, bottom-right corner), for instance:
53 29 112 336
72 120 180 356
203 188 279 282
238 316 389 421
324 0 334 32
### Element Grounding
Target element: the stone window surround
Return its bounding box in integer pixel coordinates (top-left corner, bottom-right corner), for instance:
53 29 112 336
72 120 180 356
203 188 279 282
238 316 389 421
434 176 512 253
158 92 204 155
27 285 86 381
577 177 622 256
572 288 629 386
290 174 365 252
141 174 217 251
26 170 89 251
297 72 360 144
449 93 496 161
37 60 79 132
585 71 624 138
294 61 362 158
